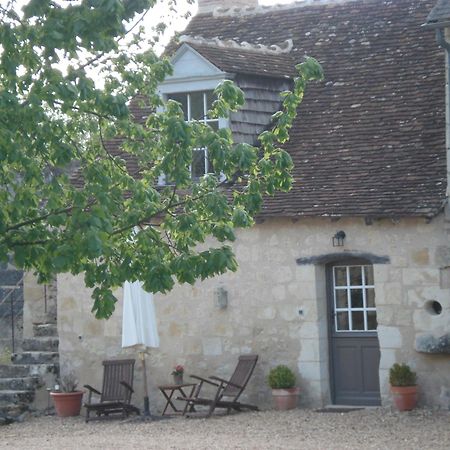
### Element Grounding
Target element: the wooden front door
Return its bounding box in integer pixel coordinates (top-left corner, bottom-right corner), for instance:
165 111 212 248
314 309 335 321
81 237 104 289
328 263 381 406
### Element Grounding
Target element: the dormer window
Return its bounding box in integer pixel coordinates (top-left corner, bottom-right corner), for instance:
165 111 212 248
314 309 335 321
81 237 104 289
157 43 229 185
166 90 218 180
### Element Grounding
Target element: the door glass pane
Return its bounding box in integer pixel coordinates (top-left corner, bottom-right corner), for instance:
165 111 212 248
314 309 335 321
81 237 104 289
351 311 364 330
350 289 363 308
366 289 376 307
190 91 204 120
336 312 349 331
364 266 374 285
335 289 348 308
334 267 347 286
367 311 378 330
167 93 188 120
349 266 363 286
192 149 206 179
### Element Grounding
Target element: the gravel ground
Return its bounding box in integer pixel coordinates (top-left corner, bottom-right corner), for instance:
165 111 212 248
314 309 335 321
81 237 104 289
1 408 450 449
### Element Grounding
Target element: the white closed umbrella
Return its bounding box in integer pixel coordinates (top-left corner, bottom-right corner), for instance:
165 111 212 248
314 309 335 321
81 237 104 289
122 280 159 416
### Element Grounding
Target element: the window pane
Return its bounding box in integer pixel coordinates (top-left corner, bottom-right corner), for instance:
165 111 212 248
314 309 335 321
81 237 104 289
350 289 363 308
334 267 347 286
192 149 206 179
190 91 204 120
207 120 219 131
206 90 216 115
351 311 364 330
366 288 376 307
205 151 214 174
349 266 363 286
367 311 378 330
336 312 349 331
335 289 348 308
167 93 188 120
364 266 374 285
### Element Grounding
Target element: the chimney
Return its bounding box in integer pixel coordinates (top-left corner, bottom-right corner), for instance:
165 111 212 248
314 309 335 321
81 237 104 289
197 0 258 14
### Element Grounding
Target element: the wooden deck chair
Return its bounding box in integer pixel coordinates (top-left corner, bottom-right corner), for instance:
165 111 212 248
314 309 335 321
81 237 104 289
178 354 259 417
84 359 140 422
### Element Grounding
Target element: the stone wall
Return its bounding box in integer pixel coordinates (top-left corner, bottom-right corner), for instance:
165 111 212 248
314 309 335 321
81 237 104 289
57 214 450 412
22 274 57 339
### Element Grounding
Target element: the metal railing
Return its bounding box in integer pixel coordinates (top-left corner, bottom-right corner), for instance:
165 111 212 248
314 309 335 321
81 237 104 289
0 274 24 354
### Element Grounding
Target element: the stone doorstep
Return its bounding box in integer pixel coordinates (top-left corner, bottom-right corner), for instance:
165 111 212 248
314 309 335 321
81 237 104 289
32 323 57 337
0 377 41 391
22 337 59 352
11 352 59 365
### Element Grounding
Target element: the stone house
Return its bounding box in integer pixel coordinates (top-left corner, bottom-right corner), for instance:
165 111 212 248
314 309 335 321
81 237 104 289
2 0 450 416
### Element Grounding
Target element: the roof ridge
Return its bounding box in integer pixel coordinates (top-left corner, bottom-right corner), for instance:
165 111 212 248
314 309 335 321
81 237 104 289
211 0 363 17
178 35 294 54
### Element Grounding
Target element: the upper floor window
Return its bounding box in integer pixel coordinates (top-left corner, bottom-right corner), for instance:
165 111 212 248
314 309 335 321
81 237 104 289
166 90 218 180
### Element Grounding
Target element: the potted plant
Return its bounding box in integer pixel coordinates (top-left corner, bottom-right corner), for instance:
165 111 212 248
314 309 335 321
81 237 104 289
171 364 184 385
267 365 300 410
50 373 84 417
389 363 418 411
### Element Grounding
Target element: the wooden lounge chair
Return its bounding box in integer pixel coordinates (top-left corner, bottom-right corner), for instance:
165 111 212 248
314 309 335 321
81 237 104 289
178 354 259 417
84 359 140 422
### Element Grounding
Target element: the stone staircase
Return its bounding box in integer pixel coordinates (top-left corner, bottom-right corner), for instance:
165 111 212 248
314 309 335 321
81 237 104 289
0 323 59 424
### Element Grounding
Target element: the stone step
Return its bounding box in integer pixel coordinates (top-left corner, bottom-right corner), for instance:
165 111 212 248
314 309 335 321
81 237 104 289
0 390 34 405
32 323 57 337
0 364 30 378
0 377 41 391
11 352 59 365
22 337 59 352
0 403 29 424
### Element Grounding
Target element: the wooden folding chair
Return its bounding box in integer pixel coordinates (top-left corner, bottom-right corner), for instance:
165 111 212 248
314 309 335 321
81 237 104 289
84 359 140 422
178 354 259 417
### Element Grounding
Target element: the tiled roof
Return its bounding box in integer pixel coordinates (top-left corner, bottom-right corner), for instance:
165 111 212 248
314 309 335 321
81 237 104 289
187 43 297 78
427 0 450 25
179 0 446 218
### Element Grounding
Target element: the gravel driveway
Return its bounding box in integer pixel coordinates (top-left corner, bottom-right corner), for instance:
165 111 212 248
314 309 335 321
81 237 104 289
1 408 449 449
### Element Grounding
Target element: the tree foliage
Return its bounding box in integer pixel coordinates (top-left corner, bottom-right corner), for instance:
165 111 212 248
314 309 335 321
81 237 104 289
0 0 323 318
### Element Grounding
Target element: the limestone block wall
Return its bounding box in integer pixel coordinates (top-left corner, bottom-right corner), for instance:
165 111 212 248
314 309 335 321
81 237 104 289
57 214 450 411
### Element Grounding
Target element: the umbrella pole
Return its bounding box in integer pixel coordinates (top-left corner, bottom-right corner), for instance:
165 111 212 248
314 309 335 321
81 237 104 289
139 352 151 416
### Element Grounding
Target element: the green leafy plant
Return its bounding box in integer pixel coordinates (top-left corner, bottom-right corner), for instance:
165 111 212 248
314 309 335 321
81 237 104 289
267 365 296 389
389 363 417 387
56 373 78 392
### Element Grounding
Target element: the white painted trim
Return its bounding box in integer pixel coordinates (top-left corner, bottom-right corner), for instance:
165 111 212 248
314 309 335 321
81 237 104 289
169 44 224 75
158 76 227 94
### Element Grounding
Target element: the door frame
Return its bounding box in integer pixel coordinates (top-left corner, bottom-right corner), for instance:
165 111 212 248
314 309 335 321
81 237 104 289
325 258 381 405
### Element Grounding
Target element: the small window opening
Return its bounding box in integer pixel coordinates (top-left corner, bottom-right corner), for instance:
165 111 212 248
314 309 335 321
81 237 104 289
425 300 442 316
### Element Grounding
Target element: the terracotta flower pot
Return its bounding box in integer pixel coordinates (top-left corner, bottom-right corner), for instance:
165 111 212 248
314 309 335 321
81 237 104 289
390 385 418 411
51 391 84 417
272 387 300 410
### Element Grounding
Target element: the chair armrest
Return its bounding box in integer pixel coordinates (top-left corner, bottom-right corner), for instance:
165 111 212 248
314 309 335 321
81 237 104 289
120 381 134 394
84 384 102 396
190 374 219 387
209 376 242 389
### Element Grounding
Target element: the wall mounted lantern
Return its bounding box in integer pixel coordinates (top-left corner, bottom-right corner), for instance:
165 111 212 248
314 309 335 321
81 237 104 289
332 230 346 247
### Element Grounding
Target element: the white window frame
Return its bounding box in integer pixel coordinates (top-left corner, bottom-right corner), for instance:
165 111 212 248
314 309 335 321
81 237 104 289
333 265 377 332
157 84 228 185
